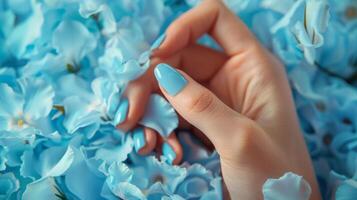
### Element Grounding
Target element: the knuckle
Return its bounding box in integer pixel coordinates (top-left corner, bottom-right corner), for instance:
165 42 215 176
185 90 216 114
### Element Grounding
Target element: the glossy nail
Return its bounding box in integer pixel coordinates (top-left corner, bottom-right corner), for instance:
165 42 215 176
150 33 166 50
154 63 188 96
133 127 145 152
162 142 176 165
114 98 129 125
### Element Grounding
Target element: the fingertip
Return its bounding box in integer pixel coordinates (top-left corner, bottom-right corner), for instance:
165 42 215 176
137 127 157 155
163 133 183 165
116 80 151 132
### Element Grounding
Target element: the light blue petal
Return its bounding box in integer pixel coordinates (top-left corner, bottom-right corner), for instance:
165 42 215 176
0 67 17 86
95 136 133 163
78 0 106 18
52 20 97 64
6 0 43 58
38 145 74 177
105 162 146 199
22 177 58 200
200 177 223 200
7 0 32 16
63 96 101 134
139 94 178 138
0 83 24 118
18 78 55 121
0 172 20 199
176 164 212 199
111 182 145 200
335 179 357 200
0 146 7 170
20 150 40 180
64 147 105 200
262 172 312 200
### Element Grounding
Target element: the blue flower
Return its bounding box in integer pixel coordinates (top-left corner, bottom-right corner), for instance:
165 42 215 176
271 0 330 65
0 172 20 199
0 78 54 139
62 76 126 135
96 19 151 85
176 164 222 200
127 155 186 199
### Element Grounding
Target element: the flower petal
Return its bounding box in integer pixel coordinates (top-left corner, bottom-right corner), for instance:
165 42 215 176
139 94 178 138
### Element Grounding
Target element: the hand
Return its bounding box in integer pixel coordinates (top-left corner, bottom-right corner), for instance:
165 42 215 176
117 0 321 199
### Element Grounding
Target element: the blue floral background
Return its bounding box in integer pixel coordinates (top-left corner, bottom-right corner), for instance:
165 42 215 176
0 0 356 199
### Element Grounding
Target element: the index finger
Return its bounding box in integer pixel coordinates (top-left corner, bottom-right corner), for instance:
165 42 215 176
153 0 259 57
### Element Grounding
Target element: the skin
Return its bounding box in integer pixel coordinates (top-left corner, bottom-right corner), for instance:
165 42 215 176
117 0 321 199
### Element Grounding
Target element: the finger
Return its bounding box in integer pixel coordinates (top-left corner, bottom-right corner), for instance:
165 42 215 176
150 44 227 92
154 63 252 148
153 0 258 57
132 127 157 155
161 133 183 165
116 75 152 132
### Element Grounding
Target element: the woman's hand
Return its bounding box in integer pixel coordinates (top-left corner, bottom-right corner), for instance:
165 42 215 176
117 0 321 199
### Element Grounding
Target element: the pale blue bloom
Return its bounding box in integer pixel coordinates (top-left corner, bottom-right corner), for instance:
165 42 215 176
128 155 187 198
176 164 222 199
0 78 54 139
102 161 145 200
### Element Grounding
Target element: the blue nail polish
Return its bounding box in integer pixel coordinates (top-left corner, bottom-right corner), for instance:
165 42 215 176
154 63 188 96
162 142 176 165
150 33 166 50
114 98 129 125
133 127 145 152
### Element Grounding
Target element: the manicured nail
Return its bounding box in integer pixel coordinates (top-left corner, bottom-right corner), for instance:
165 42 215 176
162 142 176 165
150 33 166 50
133 127 145 152
114 98 129 125
154 63 188 96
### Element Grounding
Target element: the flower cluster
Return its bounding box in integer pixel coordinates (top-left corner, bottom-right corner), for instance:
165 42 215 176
0 0 356 199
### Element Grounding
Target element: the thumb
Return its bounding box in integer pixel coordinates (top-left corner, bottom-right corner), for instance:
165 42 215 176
154 63 251 148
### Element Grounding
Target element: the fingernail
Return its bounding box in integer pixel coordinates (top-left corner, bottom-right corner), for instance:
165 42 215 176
133 127 145 152
150 33 166 51
114 98 129 125
162 142 176 165
154 63 188 96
